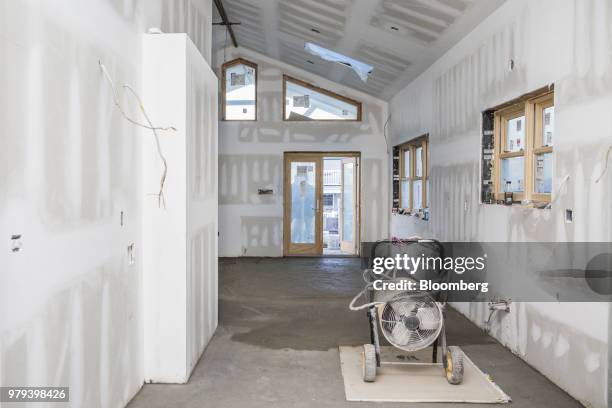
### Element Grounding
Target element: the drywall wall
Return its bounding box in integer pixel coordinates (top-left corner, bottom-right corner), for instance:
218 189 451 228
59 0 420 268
216 47 389 257
185 33 219 381
387 0 611 406
142 33 218 383
0 1 212 407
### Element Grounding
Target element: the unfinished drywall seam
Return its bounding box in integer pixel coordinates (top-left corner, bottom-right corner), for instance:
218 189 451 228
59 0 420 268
387 0 612 406
99 60 173 207
594 144 612 183
215 46 389 257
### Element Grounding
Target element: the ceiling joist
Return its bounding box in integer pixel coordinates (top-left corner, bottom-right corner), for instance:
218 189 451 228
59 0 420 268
213 0 239 47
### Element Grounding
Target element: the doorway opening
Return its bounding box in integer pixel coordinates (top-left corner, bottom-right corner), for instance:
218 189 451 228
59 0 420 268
283 152 360 256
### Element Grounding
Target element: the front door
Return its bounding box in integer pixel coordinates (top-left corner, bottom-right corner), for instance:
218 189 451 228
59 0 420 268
284 154 323 255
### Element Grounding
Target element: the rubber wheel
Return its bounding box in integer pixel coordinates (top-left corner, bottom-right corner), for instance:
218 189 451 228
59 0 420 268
444 346 464 385
361 344 377 382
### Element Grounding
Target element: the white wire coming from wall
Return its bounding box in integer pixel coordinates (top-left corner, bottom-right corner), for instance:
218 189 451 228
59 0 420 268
595 145 612 184
545 174 570 209
383 114 391 155
99 61 173 208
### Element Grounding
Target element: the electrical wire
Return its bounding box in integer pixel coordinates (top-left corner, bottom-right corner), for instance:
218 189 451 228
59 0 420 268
383 114 391 154
99 61 172 208
544 174 570 209
595 145 612 183
484 308 499 332
123 85 168 208
541 144 609 209
98 61 176 132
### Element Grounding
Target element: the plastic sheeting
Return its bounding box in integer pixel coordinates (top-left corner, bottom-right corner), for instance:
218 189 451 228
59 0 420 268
305 42 373 82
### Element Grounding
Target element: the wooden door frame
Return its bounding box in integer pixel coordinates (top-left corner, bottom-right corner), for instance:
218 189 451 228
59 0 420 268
283 151 361 257
340 157 358 254
283 154 323 255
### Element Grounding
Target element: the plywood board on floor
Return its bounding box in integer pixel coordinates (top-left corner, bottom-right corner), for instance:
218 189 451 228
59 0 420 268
339 346 510 403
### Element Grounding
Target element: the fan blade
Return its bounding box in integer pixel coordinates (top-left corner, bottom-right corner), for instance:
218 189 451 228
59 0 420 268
390 320 411 346
391 300 415 317
416 307 441 330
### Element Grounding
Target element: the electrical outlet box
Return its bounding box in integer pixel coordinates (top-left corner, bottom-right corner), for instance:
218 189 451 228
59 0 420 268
127 243 135 265
10 234 22 252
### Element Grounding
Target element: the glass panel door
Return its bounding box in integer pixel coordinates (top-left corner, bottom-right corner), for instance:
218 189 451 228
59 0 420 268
284 155 322 255
340 157 356 254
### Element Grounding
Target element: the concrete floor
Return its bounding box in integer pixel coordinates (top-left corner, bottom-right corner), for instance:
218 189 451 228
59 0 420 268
128 257 582 408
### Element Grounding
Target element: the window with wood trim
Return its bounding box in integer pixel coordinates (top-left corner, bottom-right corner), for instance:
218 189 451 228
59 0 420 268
222 58 257 121
283 75 361 121
398 136 429 212
492 90 554 203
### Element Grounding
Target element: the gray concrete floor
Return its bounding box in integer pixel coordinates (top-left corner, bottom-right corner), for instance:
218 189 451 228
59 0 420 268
128 257 582 408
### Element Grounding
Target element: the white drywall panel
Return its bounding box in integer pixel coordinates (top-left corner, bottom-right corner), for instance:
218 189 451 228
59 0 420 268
185 34 219 374
216 47 390 257
142 33 218 383
0 1 212 406
387 0 612 406
142 33 188 383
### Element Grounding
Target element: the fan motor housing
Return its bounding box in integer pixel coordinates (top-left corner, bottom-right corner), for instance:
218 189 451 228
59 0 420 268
404 315 421 331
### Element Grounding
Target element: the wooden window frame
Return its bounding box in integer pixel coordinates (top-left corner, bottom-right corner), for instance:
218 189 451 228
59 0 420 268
398 135 429 212
532 93 554 202
494 104 528 202
492 90 554 203
282 75 362 122
221 58 258 121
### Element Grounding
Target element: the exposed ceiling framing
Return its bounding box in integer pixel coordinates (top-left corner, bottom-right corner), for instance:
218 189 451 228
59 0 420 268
213 0 238 47
213 0 506 99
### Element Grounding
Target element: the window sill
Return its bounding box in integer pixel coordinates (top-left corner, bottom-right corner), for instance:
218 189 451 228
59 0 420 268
481 201 551 210
392 208 430 220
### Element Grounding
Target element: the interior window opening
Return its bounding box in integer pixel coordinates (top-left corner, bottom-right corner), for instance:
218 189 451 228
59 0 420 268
396 135 429 218
222 58 257 121
489 90 554 205
283 75 362 121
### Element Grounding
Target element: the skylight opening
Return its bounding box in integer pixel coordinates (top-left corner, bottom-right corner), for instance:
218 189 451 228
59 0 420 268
304 42 373 82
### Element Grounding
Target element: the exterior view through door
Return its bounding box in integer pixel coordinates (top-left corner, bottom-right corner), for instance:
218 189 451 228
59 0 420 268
284 152 359 256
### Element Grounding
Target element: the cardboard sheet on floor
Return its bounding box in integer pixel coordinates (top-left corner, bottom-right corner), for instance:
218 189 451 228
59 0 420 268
339 346 510 403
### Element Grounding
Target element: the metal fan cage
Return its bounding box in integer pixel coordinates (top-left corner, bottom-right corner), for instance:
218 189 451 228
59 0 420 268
379 292 443 352
350 239 465 385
